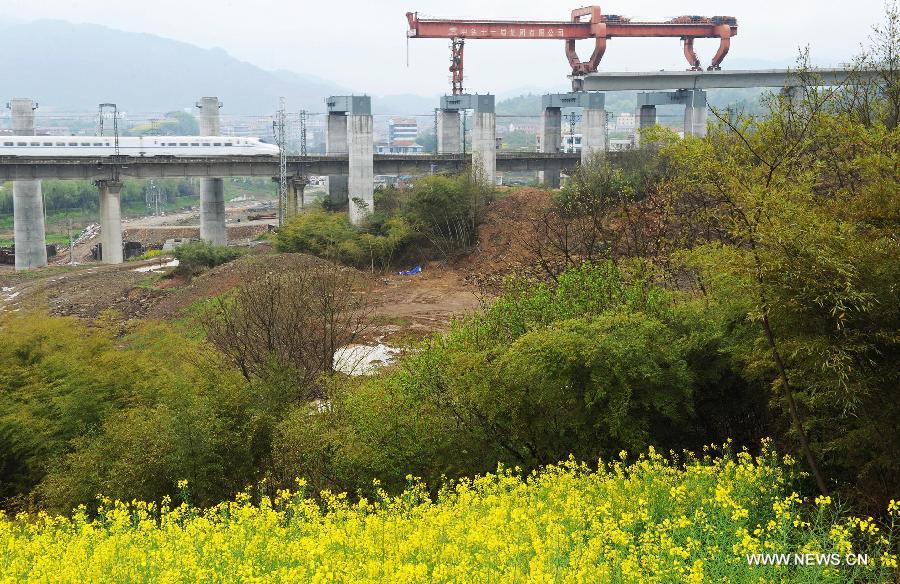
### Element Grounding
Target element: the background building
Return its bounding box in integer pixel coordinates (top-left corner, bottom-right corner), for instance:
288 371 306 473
388 118 418 146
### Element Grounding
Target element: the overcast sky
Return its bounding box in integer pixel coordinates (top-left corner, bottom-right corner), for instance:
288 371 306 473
0 0 888 96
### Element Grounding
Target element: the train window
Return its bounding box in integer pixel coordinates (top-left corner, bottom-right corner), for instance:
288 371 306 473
179 143 188 146
17 142 27 146
224 142 233 146
213 142 222 146
190 143 200 146
43 142 53 146
4 142 13 146
30 142 40 146
93 143 104 146
202 143 211 147
80 143 91 147
68 142 78 146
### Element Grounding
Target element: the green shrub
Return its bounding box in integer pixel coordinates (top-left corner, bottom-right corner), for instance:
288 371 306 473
173 241 241 276
276 210 413 270
400 174 493 258
0 312 262 513
271 262 748 495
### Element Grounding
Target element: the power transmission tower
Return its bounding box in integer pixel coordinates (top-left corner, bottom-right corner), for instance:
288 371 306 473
273 98 287 226
299 110 307 158
433 108 438 154
145 179 163 216
564 112 581 153
462 110 467 156
98 103 120 157
298 110 307 209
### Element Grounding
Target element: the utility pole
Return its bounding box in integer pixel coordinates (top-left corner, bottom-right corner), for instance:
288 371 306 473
67 216 75 265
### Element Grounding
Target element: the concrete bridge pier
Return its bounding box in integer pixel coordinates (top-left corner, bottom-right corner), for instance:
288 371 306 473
635 104 658 147
325 111 349 206
9 98 47 270
439 94 496 185
542 92 608 167
348 114 374 223
472 111 496 185
327 96 373 224
539 104 562 188
97 180 123 264
196 97 227 246
437 110 461 153
581 93 607 162
635 89 708 145
281 177 309 219
291 178 309 213
683 89 708 138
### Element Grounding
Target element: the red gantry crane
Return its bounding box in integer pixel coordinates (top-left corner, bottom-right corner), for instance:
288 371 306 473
406 7 738 94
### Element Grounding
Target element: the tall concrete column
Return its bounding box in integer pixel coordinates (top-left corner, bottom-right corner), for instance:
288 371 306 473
439 94 495 185
635 104 657 147
348 113 374 224
540 107 562 188
325 113 349 205
291 178 309 212
9 98 47 270
472 111 496 186
97 180 123 264
196 97 226 246
683 89 708 138
283 179 297 219
582 105 608 163
437 110 461 153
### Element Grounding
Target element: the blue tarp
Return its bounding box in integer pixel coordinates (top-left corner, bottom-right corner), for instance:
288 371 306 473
398 265 422 276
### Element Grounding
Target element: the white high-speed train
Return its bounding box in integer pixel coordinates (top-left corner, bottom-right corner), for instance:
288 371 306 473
0 136 279 157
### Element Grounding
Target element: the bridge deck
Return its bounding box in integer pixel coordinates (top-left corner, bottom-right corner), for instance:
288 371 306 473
0 152 581 181
577 68 878 91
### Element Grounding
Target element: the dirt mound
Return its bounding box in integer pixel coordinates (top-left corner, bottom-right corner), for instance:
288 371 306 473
457 188 554 292
123 224 270 247
144 253 331 320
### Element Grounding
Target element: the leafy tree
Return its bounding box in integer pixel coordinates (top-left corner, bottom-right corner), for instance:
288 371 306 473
654 21 900 504
201 259 369 391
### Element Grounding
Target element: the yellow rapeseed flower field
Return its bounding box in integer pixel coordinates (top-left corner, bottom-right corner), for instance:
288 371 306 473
1 446 896 583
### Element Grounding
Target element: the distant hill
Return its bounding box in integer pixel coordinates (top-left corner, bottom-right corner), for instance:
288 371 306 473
0 19 778 120
0 20 349 114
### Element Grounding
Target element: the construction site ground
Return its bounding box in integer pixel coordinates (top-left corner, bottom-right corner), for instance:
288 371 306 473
0 189 553 342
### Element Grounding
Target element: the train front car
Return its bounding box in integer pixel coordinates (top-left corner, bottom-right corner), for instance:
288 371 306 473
0 136 279 157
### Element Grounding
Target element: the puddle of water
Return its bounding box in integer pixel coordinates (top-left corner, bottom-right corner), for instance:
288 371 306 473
333 344 401 376
132 259 179 273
